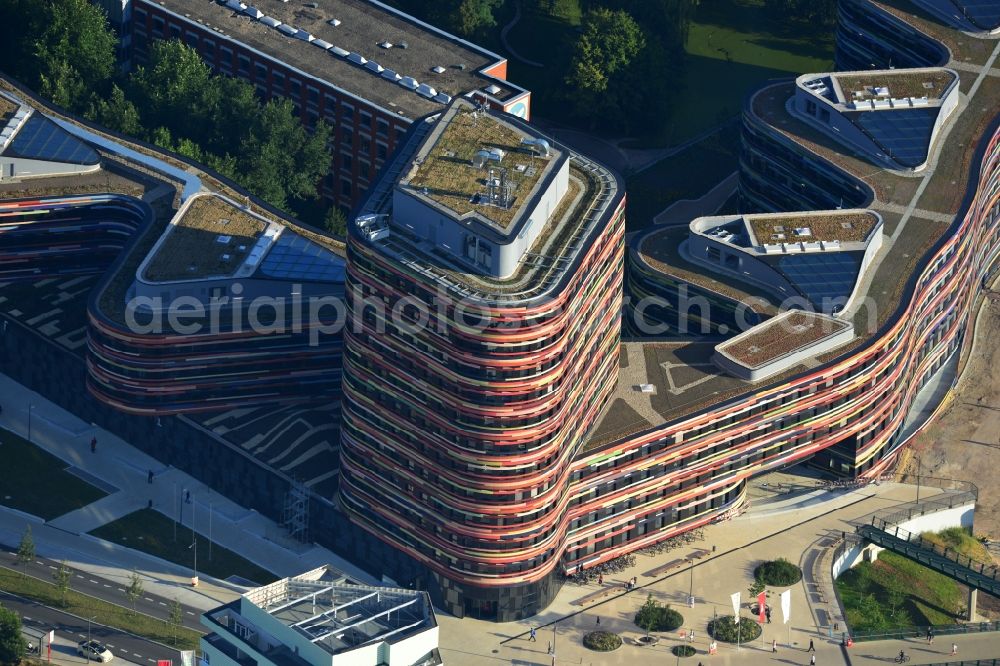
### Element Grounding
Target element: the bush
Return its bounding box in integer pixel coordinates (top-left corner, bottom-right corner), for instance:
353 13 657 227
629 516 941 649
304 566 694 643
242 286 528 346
707 616 762 643
672 644 697 657
755 558 802 586
634 594 684 632
583 630 622 651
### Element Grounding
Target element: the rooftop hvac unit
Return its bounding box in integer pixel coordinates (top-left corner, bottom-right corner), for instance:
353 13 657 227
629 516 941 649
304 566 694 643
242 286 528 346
398 76 419 90
379 41 392 49
484 84 501 95
431 65 445 74
328 18 341 26
347 52 367 65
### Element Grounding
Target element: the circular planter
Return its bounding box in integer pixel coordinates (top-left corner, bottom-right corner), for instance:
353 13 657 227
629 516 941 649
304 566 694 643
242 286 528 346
636 635 659 646
673 645 697 657
707 616 762 643
583 630 622 652
754 559 803 586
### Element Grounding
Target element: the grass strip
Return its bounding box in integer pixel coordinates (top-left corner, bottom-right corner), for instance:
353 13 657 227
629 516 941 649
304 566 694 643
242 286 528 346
91 509 277 586
0 428 108 521
0 565 201 650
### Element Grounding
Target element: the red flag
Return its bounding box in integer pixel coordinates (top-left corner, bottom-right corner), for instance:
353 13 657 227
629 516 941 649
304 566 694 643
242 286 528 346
757 591 766 624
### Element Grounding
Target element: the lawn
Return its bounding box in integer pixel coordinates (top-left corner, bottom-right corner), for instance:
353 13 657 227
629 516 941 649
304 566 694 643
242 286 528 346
503 0 834 146
836 550 965 632
920 527 994 565
0 428 107 520
90 509 277 586
0 565 201 649
667 0 835 144
625 123 741 231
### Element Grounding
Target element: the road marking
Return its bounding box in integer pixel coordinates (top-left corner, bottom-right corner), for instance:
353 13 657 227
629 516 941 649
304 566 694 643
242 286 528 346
133 653 143 657
185 611 195 616
23 616 32 622
102 584 111 588
47 565 56 570
77 634 86 639
117 588 125 592
106 645 115 649
157 602 166 606
89 579 100 584
144 598 154 602
76 575 86 579
148 660 156 663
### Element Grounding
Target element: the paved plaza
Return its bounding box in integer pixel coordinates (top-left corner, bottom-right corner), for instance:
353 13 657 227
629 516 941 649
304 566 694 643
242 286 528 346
436 484 1000 665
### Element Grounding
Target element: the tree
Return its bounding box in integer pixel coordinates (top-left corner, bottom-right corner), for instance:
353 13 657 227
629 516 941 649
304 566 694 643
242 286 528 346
635 594 659 638
125 570 144 615
52 560 71 607
235 98 333 211
34 0 116 111
324 207 348 237
565 8 645 124
748 577 765 598
0 605 27 666
167 599 184 646
16 526 35 578
88 84 143 137
396 0 501 37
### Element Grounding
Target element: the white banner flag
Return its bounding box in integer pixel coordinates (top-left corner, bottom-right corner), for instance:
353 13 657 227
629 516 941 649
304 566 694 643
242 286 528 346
780 589 791 624
730 591 741 617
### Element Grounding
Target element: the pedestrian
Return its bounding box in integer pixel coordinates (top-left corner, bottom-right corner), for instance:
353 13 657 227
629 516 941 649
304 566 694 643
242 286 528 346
808 639 815 652
951 642 958 656
90 436 97 453
147 469 154 484
596 616 601 626
810 655 816 666
766 607 772 623
927 628 934 645
688 629 695 643
772 638 777 652
598 573 603 585
528 627 536 642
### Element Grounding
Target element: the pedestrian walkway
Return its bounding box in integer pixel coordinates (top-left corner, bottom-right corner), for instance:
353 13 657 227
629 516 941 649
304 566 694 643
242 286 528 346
0 372 378 613
433 482 1000 665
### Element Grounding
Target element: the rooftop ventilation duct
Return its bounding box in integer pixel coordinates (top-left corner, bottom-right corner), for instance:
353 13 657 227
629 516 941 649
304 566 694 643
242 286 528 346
431 65 445 74
331 46 349 57
433 92 452 104
365 60 385 73
327 18 341 26
259 16 281 27
416 83 437 98
347 52 368 65
312 38 332 50
277 23 297 36
241 5 263 18
381 69 402 82
379 41 392 49
484 84 501 95
398 76 419 90
520 138 551 157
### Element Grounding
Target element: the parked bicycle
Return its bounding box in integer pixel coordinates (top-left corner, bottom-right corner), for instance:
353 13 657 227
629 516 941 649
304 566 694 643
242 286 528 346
894 651 910 663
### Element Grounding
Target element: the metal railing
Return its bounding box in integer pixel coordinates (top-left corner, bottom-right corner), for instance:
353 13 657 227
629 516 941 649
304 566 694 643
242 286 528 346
847 620 1000 643
866 519 1000 583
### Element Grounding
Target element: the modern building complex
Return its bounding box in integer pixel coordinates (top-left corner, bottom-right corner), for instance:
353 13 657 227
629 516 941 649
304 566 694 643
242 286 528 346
1 0 999 626
338 98 626 619
106 0 530 210
201 566 440 666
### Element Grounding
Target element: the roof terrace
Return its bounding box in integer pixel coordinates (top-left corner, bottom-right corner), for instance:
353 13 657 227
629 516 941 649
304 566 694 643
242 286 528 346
833 69 957 102
140 193 271 282
399 102 557 231
744 211 880 246
715 311 854 380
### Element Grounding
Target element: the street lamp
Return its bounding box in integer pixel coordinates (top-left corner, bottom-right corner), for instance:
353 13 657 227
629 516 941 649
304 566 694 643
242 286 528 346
688 557 695 608
915 453 922 503
188 536 198 587
85 615 96 662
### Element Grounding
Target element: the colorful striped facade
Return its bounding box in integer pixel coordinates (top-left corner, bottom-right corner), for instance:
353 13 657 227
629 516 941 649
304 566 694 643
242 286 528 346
338 0 1000 620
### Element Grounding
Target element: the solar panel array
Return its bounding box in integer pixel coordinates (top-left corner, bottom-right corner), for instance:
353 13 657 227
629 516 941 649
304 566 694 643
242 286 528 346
777 252 861 307
4 115 99 165
955 0 1000 30
258 233 346 283
849 107 938 169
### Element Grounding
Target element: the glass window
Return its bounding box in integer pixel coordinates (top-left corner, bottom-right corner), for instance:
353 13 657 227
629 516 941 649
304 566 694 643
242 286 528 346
376 119 388 136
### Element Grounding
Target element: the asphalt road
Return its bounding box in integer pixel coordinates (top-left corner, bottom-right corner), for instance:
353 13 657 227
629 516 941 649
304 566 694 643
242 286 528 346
1 544 205 632
1 590 181 665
